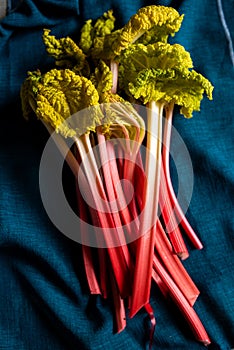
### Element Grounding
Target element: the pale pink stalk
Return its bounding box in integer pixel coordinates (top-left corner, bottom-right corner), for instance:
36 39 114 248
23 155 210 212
163 106 203 250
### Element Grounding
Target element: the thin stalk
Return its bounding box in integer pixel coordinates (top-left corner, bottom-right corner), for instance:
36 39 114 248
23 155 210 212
74 134 132 297
155 221 199 306
116 143 124 179
44 125 102 294
110 61 119 94
44 126 108 297
122 152 141 223
152 269 169 299
163 106 203 250
106 140 140 232
121 126 142 216
76 166 109 298
76 143 111 298
159 164 189 259
153 255 211 346
130 101 163 317
75 147 109 298
133 150 146 214
44 124 131 297
97 131 134 273
76 184 101 295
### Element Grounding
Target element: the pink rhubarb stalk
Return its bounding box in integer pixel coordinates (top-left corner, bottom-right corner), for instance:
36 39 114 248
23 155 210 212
155 220 199 306
74 134 133 297
159 164 189 259
162 106 203 250
130 101 163 317
153 255 211 346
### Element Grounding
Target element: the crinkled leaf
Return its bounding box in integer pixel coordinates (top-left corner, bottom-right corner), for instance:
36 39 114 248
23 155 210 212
33 69 102 136
128 68 176 103
118 41 213 117
91 29 122 61
90 60 113 97
36 94 76 138
20 70 42 120
40 69 99 112
43 29 87 74
112 5 184 56
79 10 115 56
119 42 193 72
118 42 193 100
79 19 93 54
128 68 213 117
93 9 115 37
173 70 213 118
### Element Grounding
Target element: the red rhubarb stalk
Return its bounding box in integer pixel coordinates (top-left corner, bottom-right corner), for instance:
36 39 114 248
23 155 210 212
153 255 211 345
97 131 134 273
74 134 132 297
133 150 147 214
130 101 163 317
159 163 189 259
155 220 199 306
106 140 140 234
44 126 108 297
76 184 102 295
162 106 203 250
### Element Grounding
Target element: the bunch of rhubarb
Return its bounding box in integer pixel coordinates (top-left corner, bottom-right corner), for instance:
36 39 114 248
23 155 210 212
20 5 213 348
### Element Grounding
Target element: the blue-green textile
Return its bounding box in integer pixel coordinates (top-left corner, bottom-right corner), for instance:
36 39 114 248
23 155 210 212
0 1 233 349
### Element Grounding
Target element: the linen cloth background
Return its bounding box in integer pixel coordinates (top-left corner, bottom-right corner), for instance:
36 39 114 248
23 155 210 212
0 0 233 349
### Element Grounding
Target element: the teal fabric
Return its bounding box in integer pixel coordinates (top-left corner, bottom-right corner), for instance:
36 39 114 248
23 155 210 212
0 1 234 349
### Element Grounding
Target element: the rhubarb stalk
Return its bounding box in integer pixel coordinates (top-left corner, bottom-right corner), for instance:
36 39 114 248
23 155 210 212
162 105 204 250
130 101 163 317
159 162 189 259
153 255 211 346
